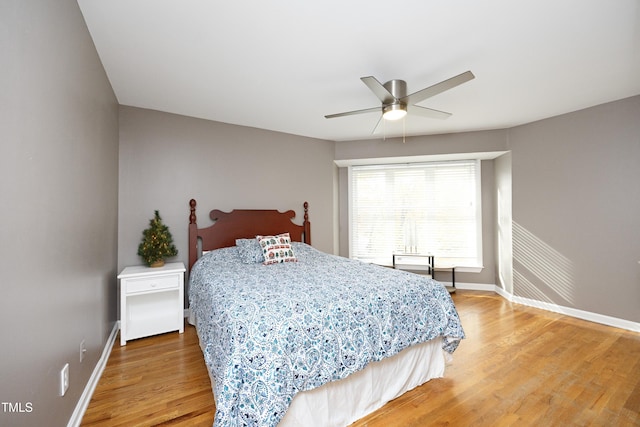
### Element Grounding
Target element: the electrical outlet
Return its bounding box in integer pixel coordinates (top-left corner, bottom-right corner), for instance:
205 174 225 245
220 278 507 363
80 340 86 363
60 363 69 396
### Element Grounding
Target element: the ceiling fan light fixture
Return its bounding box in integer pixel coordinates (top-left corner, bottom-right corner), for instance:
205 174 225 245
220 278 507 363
383 103 407 121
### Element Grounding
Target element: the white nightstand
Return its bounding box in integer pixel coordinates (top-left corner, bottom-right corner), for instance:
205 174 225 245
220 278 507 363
118 262 186 346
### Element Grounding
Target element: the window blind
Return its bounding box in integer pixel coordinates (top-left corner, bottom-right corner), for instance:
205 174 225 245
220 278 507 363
349 160 481 266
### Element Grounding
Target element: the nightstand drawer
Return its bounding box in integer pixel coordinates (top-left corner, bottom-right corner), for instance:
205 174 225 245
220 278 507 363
126 274 180 294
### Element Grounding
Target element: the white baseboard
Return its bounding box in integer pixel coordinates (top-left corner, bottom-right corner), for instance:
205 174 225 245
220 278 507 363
485 285 640 333
508 293 640 333
67 321 120 427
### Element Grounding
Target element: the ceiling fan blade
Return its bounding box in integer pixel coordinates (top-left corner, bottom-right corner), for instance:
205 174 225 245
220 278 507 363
371 115 383 134
361 76 397 104
325 106 380 119
410 105 452 119
402 71 475 105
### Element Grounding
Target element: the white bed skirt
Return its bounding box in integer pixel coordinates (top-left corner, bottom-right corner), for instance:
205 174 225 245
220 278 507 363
279 337 446 427
191 314 447 427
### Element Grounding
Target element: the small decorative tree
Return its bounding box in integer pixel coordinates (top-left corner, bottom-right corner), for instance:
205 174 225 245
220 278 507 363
138 210 178 267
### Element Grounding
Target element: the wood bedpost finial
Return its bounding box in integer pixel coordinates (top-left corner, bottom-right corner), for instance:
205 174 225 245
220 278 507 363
303 201 311 245
189 199 197 224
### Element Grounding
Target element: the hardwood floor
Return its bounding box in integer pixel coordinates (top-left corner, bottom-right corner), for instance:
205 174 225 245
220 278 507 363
80 325 214 426
81 291 640 426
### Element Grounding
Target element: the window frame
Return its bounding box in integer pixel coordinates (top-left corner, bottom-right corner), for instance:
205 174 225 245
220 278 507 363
347 159 484 271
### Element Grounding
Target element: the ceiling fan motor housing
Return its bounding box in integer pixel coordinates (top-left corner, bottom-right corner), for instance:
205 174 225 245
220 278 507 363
382 79 408 119
383 79 407 99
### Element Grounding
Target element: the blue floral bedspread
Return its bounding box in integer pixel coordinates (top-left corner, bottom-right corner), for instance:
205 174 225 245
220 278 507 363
189 242 465 427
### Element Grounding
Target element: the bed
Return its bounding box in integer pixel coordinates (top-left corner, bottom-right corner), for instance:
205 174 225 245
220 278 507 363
187 199 465 427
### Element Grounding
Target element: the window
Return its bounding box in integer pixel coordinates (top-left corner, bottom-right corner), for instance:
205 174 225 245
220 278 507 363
349 160 482 268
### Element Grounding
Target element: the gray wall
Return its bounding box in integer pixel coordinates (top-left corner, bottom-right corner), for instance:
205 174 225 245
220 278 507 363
0 1 119 426
118 106 336 275
335 129 508 160
494 152 513 294
508 95 640 322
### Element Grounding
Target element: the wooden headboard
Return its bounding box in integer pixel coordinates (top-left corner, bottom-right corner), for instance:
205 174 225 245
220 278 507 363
188 199 311 272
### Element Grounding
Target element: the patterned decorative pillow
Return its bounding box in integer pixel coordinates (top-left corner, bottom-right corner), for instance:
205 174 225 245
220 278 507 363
257 233 297 265
236 238 264 264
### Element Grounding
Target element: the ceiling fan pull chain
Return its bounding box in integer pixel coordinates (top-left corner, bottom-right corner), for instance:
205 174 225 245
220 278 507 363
403 117 406 143
383 117 387 141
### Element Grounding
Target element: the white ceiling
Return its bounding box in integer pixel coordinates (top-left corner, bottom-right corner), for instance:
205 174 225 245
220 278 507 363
78 0 640 142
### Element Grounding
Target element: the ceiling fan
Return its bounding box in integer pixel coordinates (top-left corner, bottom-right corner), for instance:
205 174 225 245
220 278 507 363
325 70 475 132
